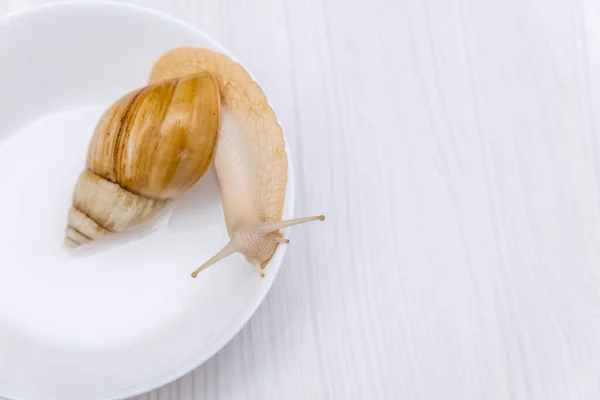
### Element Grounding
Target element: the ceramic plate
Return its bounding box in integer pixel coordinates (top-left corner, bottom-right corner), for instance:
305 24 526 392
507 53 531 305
0 2 294 399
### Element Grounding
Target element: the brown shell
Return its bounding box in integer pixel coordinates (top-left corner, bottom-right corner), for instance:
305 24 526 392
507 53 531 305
65 72 221 247
87 72 221 199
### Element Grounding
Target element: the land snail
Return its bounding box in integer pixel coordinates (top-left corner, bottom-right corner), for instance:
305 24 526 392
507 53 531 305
64 47 324 278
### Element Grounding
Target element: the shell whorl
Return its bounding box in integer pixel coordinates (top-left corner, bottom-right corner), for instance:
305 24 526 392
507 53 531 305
65 72 221 248
65 170 169 247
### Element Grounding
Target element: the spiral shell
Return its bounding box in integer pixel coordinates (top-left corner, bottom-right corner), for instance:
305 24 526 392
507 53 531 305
65 72 221 248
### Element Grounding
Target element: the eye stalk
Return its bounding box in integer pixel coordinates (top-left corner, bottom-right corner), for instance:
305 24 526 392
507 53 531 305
191 215 325 278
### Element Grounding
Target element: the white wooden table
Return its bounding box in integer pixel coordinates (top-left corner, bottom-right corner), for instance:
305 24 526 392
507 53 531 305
3 0 600 399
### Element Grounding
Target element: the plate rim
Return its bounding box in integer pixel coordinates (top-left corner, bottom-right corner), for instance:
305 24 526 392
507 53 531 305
0 1 295 399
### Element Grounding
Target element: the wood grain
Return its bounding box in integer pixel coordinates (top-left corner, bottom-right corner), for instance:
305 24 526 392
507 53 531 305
3 0 600 399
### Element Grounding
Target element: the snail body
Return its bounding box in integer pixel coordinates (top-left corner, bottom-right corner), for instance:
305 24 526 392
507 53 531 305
149 48 324 277
65 72 221 247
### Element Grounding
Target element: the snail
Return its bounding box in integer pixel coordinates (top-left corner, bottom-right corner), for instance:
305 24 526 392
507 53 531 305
65 47 324 278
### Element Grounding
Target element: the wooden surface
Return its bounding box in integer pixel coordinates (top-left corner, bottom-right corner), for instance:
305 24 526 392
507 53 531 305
3 0 600 399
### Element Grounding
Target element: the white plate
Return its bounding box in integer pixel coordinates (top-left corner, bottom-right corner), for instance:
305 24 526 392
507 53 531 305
0 2 294 399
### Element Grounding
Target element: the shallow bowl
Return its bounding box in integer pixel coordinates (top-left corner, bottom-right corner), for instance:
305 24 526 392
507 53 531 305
0 2 294 399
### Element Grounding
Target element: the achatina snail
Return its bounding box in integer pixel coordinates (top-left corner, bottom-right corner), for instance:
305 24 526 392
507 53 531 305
65 47 324 278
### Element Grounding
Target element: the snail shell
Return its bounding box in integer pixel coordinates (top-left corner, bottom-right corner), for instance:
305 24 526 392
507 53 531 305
65 72 221 248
